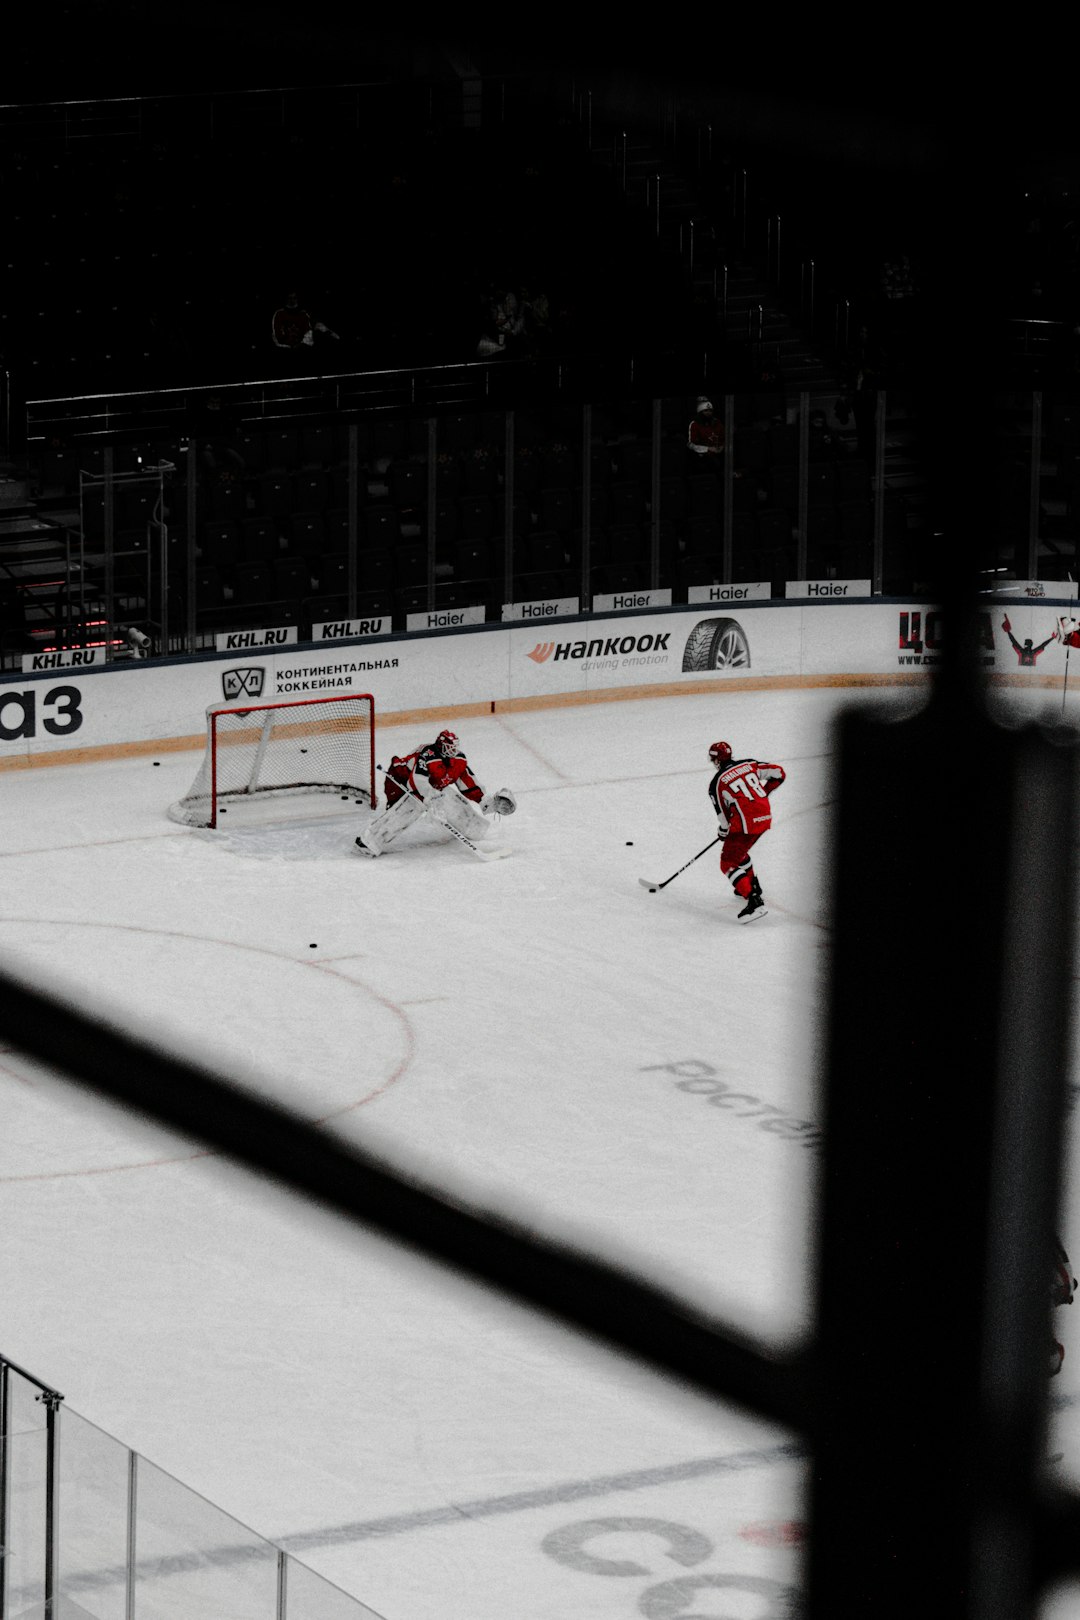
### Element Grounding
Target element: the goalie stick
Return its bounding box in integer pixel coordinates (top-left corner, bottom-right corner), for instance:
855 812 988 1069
639 833 722 892
440 818 511 862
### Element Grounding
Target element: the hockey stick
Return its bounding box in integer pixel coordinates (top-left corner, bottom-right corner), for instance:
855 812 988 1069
639 834 723 892
440 817 511 862
1065 641 1072 717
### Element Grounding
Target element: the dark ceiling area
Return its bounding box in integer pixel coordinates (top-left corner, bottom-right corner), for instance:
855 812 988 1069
9 8 1079 216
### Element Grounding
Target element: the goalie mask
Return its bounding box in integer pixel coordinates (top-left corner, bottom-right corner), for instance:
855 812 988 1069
437 730 462 758
709 740 732 767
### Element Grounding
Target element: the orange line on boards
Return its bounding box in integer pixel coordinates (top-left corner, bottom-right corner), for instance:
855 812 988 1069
0 672 932 772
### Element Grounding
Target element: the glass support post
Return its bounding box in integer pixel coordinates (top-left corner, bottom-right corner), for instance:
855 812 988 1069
155 466 168 655
722 395 735 583
125 1451 137 1620
872 392 887 594
796 393 809 581
182 443 196 651
0 1361 9 1620
1029 391 1043 581
184 442 197 651
347 423 359 620
867 392 887 596
277 1547 288 1620
427 417 438 610
103 447 115 648
580 404 592 607
503 412 514 611
650 399 661 590
76 475 87 641
42 1390 62 1620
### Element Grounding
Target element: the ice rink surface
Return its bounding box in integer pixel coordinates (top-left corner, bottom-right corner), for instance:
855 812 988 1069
2 681 1078 1619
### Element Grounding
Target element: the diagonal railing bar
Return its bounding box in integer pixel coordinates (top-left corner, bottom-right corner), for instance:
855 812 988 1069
0 963 808 1434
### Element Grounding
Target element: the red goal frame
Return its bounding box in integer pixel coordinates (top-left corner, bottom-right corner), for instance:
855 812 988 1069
196 691 376 828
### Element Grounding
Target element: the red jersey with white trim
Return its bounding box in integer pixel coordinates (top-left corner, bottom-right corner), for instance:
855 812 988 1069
708 758 785 836
688 416 724 454
387 742 484 802
272 305 313 348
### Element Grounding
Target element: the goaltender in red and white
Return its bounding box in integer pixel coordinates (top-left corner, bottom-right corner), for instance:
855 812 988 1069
708 741 786 921
354 729 516 857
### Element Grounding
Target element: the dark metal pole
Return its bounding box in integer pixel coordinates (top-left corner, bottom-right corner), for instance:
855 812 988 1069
722 395 735 583
427 417 438 611
185 442 197 653
347 423 359 621
581 404 592 608
872 391 887 594
810 685 1076 1618
125 1451 137 1620
42 1390 62 1620
103 449 115 651
503 411 515 613
650 398 661 590
0 1362 9 1620
796 392 809 581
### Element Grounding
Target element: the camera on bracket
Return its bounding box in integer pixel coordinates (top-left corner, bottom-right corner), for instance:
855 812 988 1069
124 625 152 657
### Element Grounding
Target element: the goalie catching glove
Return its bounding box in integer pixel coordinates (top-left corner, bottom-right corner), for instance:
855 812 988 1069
483 788 517 816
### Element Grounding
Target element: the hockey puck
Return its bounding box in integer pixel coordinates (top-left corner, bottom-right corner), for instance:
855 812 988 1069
309 943 317 949
152 761 160 766
626 841 633 845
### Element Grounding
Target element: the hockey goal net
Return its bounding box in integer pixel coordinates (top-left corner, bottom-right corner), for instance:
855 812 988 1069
168 692 376 828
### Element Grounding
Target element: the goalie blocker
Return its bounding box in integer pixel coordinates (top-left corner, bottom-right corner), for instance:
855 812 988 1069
354 729 515 858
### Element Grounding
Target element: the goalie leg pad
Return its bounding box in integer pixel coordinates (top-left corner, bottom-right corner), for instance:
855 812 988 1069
430 788 493 841
363 792 424 853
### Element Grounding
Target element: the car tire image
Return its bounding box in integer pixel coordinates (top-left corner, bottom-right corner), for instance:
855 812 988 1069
682 616 751 671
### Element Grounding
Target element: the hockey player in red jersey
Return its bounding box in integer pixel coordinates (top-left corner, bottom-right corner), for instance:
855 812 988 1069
707 740 786 921
354 729 515 856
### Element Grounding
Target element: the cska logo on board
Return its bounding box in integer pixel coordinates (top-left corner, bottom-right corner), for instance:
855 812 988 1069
897 610 995 669
222 667 266 700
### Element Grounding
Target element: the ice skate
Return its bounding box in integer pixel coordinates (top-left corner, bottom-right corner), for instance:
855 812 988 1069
353 833 380 857
738 890 768 922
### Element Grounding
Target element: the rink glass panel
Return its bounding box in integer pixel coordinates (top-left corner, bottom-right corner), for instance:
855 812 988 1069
127 1453 279 1620
2 1367 49 1619
58 1410 130 1620
281 1555 388 1620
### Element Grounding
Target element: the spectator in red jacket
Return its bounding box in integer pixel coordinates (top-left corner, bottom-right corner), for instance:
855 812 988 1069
687 396 725 460
271 291 340 353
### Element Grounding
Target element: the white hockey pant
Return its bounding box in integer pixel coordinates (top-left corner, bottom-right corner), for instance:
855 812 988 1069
363 792 425 853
